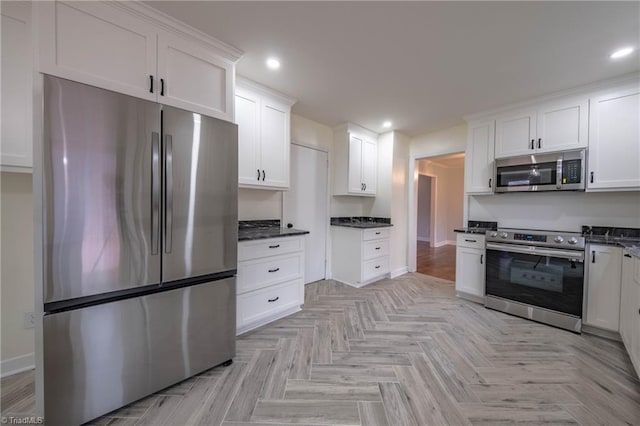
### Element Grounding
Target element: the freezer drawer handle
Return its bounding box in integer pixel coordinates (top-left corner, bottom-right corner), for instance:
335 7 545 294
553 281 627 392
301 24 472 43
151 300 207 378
165 135 174 254
268 268 280 273
268 244 280 249
151 132 160 255
268 297 279 303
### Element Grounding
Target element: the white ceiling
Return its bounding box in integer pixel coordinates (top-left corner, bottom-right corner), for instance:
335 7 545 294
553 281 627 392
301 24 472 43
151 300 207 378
148 1 640 136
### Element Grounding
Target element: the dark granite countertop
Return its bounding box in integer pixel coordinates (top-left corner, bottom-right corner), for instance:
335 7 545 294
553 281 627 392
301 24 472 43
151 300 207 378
330 217 393 229
238 220 309 241
583 225 640 255
454 228 492 235
454 221 498 235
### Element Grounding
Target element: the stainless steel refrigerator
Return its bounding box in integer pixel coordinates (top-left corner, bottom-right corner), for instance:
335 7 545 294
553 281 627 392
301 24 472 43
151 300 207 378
41 75 238 425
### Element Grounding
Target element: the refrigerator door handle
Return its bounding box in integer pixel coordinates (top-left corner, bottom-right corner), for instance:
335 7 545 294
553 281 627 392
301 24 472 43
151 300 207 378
165 135 174 254
151 132 160 255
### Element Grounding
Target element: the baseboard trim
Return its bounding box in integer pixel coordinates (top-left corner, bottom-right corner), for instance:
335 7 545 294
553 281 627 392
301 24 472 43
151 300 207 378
456 291 485 304
433 240 456 248
1 352 35 378
236 306 302 336
417 237 430 242
582 324 622 342
390 267 408 279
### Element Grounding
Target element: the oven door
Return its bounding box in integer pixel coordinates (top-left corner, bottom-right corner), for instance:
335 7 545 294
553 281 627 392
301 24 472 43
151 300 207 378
485 243 584 317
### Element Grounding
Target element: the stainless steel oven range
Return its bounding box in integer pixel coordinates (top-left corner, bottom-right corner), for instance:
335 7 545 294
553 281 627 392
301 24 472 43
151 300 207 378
484 229 586 332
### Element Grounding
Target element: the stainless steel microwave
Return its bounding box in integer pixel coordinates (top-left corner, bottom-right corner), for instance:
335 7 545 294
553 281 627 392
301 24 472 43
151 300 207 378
494 149 586 192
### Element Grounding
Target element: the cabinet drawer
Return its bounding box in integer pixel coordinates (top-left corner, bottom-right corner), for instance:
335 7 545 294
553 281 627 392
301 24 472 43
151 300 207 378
238 236 303 261
363 228 390 241
237 279 303 330
363 239 390 260
238 253 303 293
456 233 485 249
363 256 389 281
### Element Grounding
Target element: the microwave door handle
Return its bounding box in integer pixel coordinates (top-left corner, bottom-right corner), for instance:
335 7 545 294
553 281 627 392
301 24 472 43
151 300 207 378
556 157 563 189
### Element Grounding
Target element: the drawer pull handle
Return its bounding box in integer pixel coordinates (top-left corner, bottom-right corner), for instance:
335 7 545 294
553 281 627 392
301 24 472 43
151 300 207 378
465 239 477 243
268 268 280 273
375 232 381 235
375 265 381 269
268 297 279 303
375 247 381 250
268 244 280 249
624 254 632 258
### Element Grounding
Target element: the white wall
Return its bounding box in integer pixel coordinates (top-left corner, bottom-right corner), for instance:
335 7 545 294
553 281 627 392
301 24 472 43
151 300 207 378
469 191 640 232
411 123 467 158
390 131 410 275
1 172 34 370
417 175 431 241
238 188 282 220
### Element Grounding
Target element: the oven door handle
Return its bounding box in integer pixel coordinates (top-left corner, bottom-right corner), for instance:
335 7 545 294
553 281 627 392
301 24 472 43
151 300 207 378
486 242 584 261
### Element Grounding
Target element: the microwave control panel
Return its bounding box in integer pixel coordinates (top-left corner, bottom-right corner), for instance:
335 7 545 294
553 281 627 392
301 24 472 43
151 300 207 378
562 159 582 184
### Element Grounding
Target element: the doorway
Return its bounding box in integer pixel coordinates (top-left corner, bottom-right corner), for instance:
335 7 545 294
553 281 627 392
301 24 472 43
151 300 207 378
283 143 329 284
414 153 465 281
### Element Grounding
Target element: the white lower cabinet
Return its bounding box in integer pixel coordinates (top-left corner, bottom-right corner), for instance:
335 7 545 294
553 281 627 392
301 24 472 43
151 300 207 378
237 236 305 334
584 244 622 332
331 226 390 287
620 250 640 376
455 233 486 302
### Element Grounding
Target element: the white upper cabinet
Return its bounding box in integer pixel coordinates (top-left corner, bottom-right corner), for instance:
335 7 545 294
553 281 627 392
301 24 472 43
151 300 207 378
38 1 157 102
494 98 587 159
157 31 234 120
465 120 495 194
587 85 640 190
37 1 241 121
333 124 378 196
1 1 33 171
495 110 537 158
235 79 295 189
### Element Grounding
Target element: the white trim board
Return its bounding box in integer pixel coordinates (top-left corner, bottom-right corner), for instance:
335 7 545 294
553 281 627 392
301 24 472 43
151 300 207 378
390 267 409 279
1 352 35 378
417 236 430 242
433 240 456 248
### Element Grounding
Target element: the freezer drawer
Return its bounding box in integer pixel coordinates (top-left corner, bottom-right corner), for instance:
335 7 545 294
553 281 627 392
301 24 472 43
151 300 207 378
43 278 236 426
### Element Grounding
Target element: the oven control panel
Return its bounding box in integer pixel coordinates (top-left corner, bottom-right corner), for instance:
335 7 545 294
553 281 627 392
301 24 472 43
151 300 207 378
514 233 547 243
486 229 585 250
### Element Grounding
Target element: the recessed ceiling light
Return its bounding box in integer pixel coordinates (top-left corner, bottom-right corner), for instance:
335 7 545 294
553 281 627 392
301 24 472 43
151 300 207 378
266 57 281 70
382 121 392 129
610 46 635 59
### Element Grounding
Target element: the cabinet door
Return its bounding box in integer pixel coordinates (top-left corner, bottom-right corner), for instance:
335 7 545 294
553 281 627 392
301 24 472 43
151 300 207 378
260 99 290 189
348 136 364 193
620 253 635 347
585 245 622 331
157 31 234 122
361 138 377 195
536 98 588 153
37 1 157 102
1 1 32 170
588 86 640 190
455 247 485 298
235 90 261 186
495 110 537 158
465 121 495 194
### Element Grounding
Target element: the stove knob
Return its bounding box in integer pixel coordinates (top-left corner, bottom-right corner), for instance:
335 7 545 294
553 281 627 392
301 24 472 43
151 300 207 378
490 232 498 238
568 237 578 245
500 232 508 239
554 236 564 244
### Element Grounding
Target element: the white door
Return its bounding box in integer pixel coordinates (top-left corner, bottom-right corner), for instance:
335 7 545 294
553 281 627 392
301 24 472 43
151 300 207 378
283 144 328 284
37 1 157 102
588 86 640 190
465 121 495 194
585 244 622 331
495 110 537 158
536 98 588 153
361 139 378 195
348 136 363 193
455 247 485 298
260 99 290 189
235 89 262 186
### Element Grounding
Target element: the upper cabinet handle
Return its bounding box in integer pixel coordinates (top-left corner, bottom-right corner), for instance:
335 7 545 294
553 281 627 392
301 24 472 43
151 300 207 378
590 172 594 184
480 254 484 264
149 75 154 93
488 178 492 188
257 169 260 181
537 138 542 149
531 139 535 150
262 170 266 181
160 78 165 96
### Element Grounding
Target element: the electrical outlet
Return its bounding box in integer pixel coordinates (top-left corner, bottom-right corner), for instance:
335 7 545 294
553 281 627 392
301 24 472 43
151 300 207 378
23 312 35 329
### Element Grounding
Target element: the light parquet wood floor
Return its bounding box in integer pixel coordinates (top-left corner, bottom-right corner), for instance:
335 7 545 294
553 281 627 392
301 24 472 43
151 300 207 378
2 274 639 425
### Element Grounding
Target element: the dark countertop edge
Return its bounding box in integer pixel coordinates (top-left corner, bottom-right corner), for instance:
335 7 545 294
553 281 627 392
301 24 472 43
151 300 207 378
331 223 394 229
238 229 309 242
454 228 491 234
586 236 640 248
